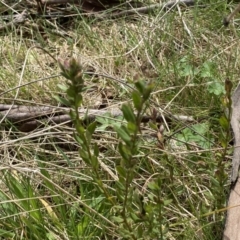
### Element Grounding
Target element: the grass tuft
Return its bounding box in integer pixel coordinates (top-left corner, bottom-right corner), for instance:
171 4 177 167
0 1 238 239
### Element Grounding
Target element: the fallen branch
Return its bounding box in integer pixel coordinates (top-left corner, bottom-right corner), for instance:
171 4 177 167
0 104 194 132
223 83 240 239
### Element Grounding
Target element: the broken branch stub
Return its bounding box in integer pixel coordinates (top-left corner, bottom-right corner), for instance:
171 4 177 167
223 83 240 239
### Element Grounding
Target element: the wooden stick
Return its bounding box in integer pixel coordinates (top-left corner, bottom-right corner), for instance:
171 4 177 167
0 104 194 132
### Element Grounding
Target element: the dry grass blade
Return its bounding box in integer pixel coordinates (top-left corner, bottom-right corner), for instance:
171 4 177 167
0 0 238 239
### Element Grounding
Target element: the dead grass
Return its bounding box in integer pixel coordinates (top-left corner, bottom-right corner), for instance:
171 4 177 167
0 0 240 239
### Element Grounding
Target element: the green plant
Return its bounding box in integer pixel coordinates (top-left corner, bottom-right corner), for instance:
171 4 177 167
1 1 237 239
57 58 176 239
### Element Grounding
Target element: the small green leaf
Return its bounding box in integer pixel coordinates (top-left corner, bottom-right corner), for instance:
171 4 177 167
61 72 71 80
121 104 136 123
142 84 153 101
219 137 227 148
66 86 77 98
130 212 140 221
74 133 83 145
207 82 225 96
127 171 134 182
116 165 127 178
69 109 77 120
57 84 68 92
210 176 220 187
118 142 131 162
219 115 229 130
53 95 71 106
79 149 90 164
114 125 131 143
200 61 216 78
74 128 87 146
127 122 137 133
91 156 99 169
148 181 159 191
112 216 124 223
132 91 142 111
135 80 146 94
76 124 85 135
149 122 158 131
75 93 82 107
85 130 91 144
46 232 57 240
163 199 173 206
87 122 97 136
192 123 209 135
96 113 111 124
94 143 99 157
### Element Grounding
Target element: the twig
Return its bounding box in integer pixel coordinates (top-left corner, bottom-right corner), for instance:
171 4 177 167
223 83 240 240
229 83 240 184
